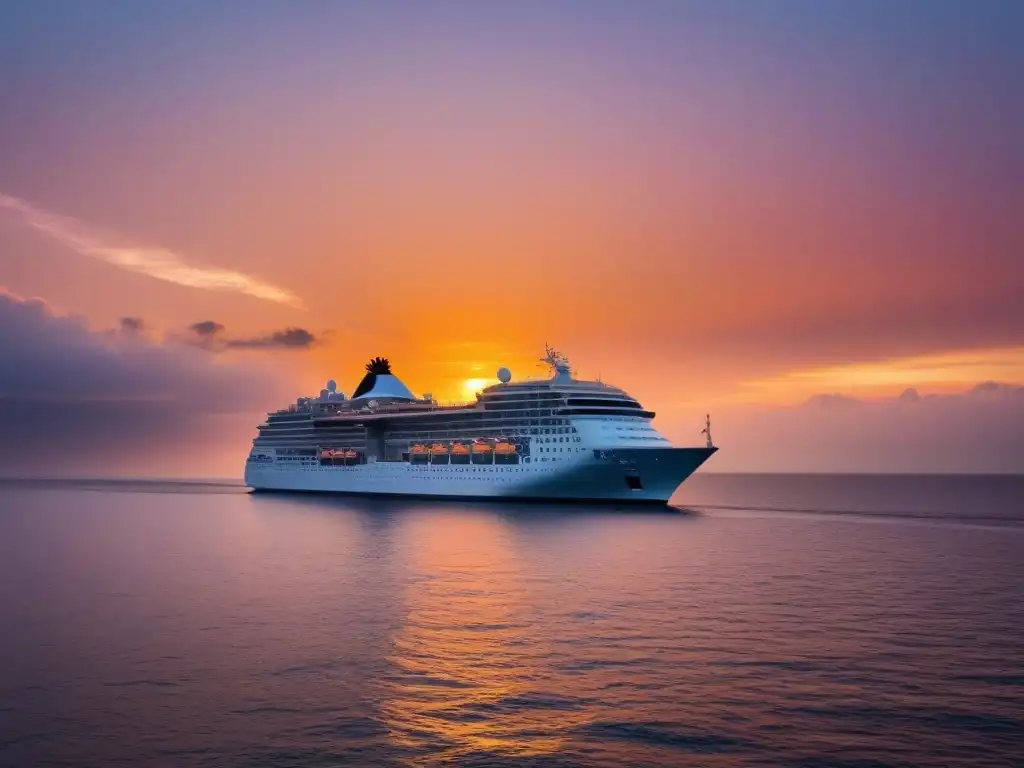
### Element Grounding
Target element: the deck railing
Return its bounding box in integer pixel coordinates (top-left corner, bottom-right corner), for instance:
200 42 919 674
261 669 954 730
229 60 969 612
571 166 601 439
312 400 477 418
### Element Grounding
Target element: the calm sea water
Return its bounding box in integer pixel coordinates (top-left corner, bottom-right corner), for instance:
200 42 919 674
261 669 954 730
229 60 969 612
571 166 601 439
0 474 1021 767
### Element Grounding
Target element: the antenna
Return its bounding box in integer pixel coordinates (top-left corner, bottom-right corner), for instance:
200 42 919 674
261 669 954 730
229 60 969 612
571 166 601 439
539 344 572 379
701 413 713 448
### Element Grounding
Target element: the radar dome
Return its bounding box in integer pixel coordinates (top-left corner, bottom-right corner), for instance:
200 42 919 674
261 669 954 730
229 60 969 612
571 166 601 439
326 379 337 392
497 367 512 383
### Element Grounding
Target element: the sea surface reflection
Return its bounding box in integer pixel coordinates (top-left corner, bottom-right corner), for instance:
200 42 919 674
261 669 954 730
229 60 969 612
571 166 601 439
0 475 1021 766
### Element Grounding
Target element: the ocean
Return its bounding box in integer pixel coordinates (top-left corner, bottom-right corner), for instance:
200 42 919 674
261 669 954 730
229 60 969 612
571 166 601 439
0 474 1021 767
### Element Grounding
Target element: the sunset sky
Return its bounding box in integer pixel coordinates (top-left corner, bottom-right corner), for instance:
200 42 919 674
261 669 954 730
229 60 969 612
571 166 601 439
1 0 1021 476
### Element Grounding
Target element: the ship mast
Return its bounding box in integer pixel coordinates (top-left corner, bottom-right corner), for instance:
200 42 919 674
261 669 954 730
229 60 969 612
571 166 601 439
540 343 573 380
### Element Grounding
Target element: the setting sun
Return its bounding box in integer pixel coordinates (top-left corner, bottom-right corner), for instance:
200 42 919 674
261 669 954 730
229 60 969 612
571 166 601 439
462 377 492 400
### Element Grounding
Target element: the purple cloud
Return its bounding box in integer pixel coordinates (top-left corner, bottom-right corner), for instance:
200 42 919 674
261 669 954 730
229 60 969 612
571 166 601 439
0 289 287 475
183 321 318 351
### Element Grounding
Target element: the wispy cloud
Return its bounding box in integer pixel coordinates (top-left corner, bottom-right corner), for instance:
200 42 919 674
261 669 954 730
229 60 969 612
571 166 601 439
0 192 304 308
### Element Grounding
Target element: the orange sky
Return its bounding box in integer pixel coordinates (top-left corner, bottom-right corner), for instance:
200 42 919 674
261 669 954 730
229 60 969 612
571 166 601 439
0 2 1021 475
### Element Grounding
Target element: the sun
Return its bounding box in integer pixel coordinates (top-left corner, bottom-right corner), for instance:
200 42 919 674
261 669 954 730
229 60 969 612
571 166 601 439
461 378 491 399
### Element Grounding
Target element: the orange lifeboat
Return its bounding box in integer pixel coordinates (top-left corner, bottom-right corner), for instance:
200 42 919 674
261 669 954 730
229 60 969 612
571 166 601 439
410 444 428 454
450 442 471 464
471 439 493 464
494 440 519 464
429 443 449 454
321 448 359 465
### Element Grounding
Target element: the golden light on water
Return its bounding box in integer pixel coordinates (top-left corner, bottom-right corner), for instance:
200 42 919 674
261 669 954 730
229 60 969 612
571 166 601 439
378 515 591 760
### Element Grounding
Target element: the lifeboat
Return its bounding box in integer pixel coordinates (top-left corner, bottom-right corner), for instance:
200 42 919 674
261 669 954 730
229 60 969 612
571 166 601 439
450 442 471 464
471 439 493 464
429 442 450 464
410 444 428 454
410 444 429 463
320 448 359 466
494 440 519 464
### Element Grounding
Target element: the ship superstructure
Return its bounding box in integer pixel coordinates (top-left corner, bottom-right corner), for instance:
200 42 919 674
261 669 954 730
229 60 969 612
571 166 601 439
244 347 717 503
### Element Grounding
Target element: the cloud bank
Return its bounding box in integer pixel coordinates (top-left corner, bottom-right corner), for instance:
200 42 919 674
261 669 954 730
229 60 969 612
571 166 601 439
702 384 1024 474
0 289 288 476
0 193 304 308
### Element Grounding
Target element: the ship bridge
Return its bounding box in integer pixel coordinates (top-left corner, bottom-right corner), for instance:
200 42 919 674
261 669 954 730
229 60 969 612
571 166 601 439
478 379 655 420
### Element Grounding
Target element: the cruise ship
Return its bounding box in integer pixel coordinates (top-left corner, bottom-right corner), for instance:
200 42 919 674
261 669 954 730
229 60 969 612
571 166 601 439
244 347 717 503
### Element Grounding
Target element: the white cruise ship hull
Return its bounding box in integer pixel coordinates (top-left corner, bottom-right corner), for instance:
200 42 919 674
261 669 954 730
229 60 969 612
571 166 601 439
245 447 717 504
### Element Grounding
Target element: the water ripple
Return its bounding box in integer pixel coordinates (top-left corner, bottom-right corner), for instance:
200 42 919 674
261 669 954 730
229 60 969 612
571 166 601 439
1 475 1022 767
581 721 750 754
